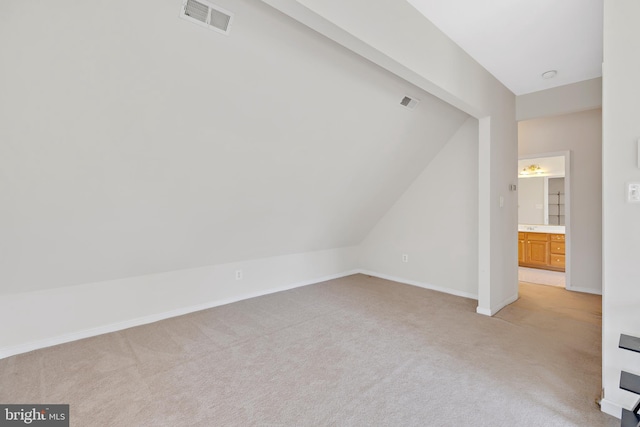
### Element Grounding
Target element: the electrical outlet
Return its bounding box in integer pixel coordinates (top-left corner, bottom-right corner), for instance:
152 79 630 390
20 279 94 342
235 270 243 280
402 254 409 263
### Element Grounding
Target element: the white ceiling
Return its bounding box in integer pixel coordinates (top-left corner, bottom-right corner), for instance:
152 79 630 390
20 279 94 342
407 0 603 95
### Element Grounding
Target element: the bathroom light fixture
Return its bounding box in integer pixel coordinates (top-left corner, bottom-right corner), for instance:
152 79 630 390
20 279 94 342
541 70 557 79
520 164 543 176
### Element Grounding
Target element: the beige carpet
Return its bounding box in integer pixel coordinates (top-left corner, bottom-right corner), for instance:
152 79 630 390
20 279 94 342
518 266 566 287
0 274 617 426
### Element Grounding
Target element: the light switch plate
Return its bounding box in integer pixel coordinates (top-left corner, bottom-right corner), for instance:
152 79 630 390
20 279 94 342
628 183 640 203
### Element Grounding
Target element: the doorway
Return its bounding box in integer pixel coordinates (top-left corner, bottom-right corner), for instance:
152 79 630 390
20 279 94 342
517 151 571 289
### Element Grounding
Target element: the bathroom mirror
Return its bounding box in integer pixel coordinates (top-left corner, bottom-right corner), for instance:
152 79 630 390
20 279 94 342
518 156 565 226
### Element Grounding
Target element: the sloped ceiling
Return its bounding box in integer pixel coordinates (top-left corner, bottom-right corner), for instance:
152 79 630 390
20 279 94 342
0 0 468 293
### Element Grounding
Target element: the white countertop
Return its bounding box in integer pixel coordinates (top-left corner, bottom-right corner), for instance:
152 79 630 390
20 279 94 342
518 224 565 234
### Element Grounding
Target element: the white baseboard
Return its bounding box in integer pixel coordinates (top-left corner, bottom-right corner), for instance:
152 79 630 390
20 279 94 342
0 264 556 358
567 285 602 295
357 269 478 300
476 293 519 317
476 306 493 316
0 269 360 360
599 398 622 419
0 247 361 359
2 264 480 359
496 293 519 313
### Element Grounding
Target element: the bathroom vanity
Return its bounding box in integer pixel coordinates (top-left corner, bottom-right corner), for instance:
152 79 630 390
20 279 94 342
518 226 565 272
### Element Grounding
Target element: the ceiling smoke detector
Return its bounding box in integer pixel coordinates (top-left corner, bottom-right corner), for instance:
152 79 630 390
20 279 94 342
541 70 557 80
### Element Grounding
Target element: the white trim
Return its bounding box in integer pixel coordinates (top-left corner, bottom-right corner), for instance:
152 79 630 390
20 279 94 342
518 150 571 290
567 286 602 295
476 293 519 316
477 116 492 316
0 269 359 360
357 269 478 300
476 306 493 316
564 151 572 290
497 293 519 312
543 177 549 224
1 267 522 359
599 398 622 419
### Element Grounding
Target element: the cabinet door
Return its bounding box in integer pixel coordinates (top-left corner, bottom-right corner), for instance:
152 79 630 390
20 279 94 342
518 238 526 263
526 239 548 266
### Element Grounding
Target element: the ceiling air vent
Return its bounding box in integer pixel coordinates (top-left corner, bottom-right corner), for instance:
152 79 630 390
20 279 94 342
181 0 233 35
400 96 420 110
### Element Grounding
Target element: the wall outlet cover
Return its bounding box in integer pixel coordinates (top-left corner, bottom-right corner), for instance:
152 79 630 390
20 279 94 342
628 183 640 203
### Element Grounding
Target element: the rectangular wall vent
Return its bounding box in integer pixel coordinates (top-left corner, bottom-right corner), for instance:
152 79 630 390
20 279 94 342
181 0 233 35
400 96 420 110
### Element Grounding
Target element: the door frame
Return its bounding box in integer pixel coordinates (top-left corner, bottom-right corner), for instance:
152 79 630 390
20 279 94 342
518 150 571 289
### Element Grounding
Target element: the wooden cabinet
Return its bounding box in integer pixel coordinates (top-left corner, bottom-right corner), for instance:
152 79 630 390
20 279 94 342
518 232 565 272
518 233 526 263
549 234 565 270
526 232 549 267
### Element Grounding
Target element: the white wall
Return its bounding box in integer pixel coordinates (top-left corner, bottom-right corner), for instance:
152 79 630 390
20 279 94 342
601 0 640 418
516 78 602 121
518 178 545 225
0 0 520 356
0 247 359 358
0 0 479 356
0 0 468 295
359 118 478 298
263 0 518 316
518 109 602 294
